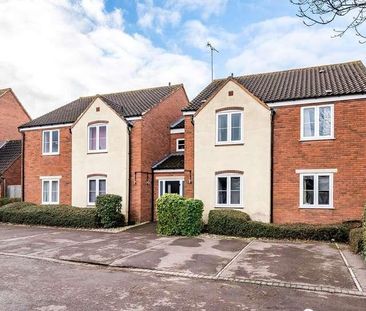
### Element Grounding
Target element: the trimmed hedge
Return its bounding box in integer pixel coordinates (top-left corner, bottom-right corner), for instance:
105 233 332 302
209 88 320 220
0 202 100 228
157 194 203 236
363 206 366 259
349 228 364 254
96 194 125 228
0 197 20 207
208 210 349 242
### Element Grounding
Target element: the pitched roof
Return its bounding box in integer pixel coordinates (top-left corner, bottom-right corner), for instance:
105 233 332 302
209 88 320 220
152 153 184 170
0 140 21 174
20 84 183 129
184 61 366 111
170 117 185 130
0 88 10 97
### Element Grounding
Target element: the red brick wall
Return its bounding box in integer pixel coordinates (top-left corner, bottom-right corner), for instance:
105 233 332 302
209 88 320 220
0 90 30 141
0 157 21 197
23 127 72 205
129 87 189 222
170 132 184 153
184 115 194 198
273 99 366 224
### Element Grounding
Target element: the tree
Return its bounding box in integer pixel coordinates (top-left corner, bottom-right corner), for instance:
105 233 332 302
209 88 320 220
291 0 366 42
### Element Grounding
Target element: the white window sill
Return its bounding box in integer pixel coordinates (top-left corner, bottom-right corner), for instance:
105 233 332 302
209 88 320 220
215 142 244 147
42 153 60 156
41 202 59 205
215 205 244 209
87 150 108 154
299 206 334 210
299 137 335 142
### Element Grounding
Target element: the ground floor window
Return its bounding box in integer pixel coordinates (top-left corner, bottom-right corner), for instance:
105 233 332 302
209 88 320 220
88 176 107 205
158 178 184 197
41 177 60 204
216 174 243 207
299 172 333 208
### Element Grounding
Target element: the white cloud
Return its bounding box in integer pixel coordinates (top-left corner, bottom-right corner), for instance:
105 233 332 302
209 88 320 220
226 16 366 76
0 0 209 118
167 0 228 19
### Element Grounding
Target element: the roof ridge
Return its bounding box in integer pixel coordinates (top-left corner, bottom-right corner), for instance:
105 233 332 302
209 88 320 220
236 60 363 79
80 83 182 99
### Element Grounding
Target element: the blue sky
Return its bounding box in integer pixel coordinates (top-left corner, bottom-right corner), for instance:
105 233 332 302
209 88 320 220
0 0 364 117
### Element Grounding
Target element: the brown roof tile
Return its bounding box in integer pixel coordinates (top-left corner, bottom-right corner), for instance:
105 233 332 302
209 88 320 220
0 140 21 174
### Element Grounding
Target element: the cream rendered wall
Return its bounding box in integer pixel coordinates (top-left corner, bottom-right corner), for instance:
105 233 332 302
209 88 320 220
72 98 129 219
194 80 272 222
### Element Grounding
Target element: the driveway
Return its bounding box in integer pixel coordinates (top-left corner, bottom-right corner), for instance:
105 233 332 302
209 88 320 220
0 223 365 297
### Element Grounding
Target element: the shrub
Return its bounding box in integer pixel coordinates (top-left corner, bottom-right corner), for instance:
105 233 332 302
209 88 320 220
157 194 204 236
363 206 366 258
0 202 100 228
349 228 364 254
208 210 349 242
96 194 124 228
0 197 20 207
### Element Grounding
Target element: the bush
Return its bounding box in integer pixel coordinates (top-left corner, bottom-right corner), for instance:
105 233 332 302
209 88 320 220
208 210 349 242
157 194 203 236
0 202 100 228
0 197 20 207
363 206 366 258
96 194 124 228
349 228 364 254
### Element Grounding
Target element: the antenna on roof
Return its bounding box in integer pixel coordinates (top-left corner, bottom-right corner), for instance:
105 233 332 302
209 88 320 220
207 42 219 82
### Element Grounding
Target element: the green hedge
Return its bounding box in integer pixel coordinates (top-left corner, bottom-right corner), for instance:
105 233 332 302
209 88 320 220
0 197 20 207
157 194 203 236
349 227 364 254
363 206 366 258
208 210 349 242
0 202 100 228
96 194 125 228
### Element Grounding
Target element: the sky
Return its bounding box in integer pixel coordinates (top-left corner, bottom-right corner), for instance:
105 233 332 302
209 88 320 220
0 0 365 118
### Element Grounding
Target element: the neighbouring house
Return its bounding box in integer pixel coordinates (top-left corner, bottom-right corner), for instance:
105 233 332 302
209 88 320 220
181 61 366 224
0 88 31 198
0 140 22 198
19 84 189 223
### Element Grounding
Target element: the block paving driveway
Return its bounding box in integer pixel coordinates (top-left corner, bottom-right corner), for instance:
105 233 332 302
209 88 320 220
0 222 366 309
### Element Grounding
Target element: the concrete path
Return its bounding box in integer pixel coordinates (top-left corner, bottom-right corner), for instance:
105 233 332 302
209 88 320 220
0 223 365 299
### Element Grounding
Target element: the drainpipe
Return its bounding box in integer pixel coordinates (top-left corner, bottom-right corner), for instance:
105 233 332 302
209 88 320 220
21 132 25 202
270 109 275 223
151 170 155 222
127 125 132 225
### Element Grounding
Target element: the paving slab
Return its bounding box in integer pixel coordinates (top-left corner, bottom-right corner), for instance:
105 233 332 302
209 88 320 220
111 236 248 275
220 240 357 290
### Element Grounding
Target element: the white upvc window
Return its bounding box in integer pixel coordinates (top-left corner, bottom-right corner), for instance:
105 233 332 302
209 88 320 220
176 138 185 151
41 176 60 204
216 110 243 145
300 104 334 140
158 178 184 197
42 129 60 155
299 172 334 208
216 174 243 207
88 176 107 205
88 124 107 152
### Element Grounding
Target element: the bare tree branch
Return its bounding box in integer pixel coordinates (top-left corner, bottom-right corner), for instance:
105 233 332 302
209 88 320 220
290 0 366 43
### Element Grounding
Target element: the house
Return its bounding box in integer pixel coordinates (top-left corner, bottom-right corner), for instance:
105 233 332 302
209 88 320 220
18 84 189 223
0 140 22 198
180 61 366 224
0 88 31 198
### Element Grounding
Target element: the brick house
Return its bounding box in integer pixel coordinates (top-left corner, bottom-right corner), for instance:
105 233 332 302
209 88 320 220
181 61 366 224
19 84 189 223
0 88 31 198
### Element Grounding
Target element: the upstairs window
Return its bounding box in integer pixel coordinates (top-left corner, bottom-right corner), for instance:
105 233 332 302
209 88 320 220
42 130 59 155
176 138 185 151
216 111 243 144
301 105 334 140
88 124 107 152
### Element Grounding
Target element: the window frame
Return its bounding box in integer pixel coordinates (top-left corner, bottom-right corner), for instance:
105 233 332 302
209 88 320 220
158 178 184 197
300 104 334 141
41 176 60 205
42 129 60 155
215 110 244 145
215 173 244 208
299 172 334 209
87 123 108 153
87 176 107 205
176 138 185 152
